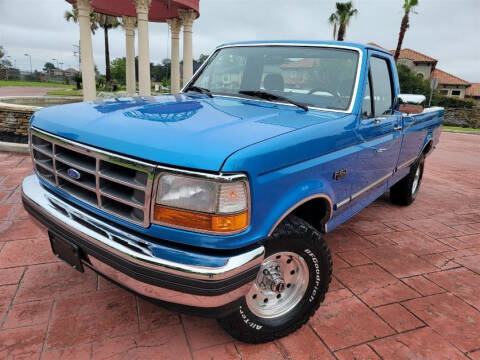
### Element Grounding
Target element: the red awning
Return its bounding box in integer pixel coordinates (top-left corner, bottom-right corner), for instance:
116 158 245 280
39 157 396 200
66 0 199 22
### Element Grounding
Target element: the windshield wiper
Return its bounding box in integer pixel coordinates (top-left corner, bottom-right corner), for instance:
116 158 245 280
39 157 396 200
238 90 309 111
184 85 213 98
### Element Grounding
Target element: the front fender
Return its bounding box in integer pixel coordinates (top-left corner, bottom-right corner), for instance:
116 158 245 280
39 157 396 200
252 175 335 237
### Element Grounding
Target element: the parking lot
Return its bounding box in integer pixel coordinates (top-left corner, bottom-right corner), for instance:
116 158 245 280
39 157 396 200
0 131 479 359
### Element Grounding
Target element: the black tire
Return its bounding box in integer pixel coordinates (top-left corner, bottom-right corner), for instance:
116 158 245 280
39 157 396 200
390 154 425 206
217 215 332 343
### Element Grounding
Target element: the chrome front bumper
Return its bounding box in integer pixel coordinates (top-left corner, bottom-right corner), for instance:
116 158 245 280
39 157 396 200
21 175 264 309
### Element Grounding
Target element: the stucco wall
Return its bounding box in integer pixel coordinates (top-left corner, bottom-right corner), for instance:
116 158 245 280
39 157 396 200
413 64 433 79
438 85 467 98
397 59 433 79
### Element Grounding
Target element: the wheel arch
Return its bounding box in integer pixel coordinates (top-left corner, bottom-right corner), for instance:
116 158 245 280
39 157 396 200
267 194 333 236
421 134 434 156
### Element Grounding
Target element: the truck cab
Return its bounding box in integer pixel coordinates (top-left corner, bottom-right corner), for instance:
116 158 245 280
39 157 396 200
22 41 443 343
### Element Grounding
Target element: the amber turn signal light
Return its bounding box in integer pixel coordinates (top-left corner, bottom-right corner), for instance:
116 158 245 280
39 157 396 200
153 205 248 233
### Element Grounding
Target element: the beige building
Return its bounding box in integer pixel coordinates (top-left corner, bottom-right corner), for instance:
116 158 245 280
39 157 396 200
368 43 473 99
431 69 471 98
391 48 438 80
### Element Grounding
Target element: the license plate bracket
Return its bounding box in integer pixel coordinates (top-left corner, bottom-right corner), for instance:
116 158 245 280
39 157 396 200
49 232 84 272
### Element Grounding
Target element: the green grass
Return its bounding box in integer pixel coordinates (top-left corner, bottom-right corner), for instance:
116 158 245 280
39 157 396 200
46 89 82 96
0 80 74 88
443 126 480 134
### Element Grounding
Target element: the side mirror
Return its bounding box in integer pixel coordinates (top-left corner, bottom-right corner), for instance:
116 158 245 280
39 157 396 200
398 94 426 114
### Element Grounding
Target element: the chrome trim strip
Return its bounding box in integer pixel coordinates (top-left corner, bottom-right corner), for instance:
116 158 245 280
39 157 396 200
30 127 155 227
85 257 254 307
351 172 392 200
267 194 333 236
22 175 265 281
31 127 156 169
335 197 350 209
397 156 418 171
335 171 393 210
150 169 252 235
182 43 364 114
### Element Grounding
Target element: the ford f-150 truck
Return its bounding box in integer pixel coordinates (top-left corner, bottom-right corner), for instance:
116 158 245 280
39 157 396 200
22 41 443 343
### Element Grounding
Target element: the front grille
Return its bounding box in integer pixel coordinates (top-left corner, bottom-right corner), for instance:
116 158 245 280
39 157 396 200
30 128 155 227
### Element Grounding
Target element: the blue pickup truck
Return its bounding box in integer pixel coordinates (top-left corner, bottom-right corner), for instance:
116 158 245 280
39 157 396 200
22 41 443 343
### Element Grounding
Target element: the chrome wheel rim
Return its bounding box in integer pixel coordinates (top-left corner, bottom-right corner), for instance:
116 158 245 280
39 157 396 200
246 252 309 319
412 165 421 195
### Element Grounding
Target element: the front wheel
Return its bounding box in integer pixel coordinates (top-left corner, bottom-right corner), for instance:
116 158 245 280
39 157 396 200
217 216 332 343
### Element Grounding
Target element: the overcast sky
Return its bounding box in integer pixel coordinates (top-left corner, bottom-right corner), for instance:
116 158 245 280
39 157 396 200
1 0 479 81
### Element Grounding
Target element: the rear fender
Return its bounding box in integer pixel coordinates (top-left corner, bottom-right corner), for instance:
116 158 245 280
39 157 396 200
421 133 434 156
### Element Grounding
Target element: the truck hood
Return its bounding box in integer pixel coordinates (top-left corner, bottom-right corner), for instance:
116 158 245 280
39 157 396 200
32 94 346 171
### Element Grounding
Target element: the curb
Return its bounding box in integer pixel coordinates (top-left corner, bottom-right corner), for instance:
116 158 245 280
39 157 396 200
442 130 480 136
0 141 29 154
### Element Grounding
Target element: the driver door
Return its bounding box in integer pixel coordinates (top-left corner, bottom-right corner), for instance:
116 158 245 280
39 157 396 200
352 52 403 199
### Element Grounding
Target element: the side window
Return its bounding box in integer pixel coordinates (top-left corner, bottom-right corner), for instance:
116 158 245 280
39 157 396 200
370 57 393 117
362 73 373 119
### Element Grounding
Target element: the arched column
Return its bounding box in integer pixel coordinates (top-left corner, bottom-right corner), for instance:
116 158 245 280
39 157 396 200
122 16 136 96
77 0 96 101
134 0 152 96
167 18 182 94
179 10 197 85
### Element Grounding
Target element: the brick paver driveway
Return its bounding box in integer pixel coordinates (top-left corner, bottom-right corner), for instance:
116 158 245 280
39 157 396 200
0 131 479 359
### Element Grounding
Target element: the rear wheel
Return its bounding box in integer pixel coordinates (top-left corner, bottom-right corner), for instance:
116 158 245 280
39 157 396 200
217 216 332 343
390 154 425 206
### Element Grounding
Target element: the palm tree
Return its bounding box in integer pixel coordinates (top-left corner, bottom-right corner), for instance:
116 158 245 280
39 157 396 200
96 14 120 84
64 6 119 85
328 2 358 41
394 0 419 62
64 5 98 33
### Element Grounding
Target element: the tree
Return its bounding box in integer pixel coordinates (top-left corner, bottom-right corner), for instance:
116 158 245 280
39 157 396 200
95 14 120 84
397 64 431 98
1 59 12 68
73 71 82 90
64 5 98 33
397 64 475 109
65 6 120 85
328 2 358 41
394 0 419 62
43 62 55 72
110 57 127 85
0 45 4 60
197 54 209 65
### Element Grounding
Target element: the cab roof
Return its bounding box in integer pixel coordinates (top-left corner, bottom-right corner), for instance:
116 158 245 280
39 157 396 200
217 40 392 56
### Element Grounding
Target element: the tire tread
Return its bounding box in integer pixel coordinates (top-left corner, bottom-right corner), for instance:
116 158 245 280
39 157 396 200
218 216 332 343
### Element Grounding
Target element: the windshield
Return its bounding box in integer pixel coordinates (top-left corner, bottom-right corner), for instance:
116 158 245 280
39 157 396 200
190 45 360 111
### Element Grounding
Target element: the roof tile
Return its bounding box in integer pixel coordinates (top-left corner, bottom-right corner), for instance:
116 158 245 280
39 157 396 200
431 69 471 86
391 48 437 63
466 83 480 97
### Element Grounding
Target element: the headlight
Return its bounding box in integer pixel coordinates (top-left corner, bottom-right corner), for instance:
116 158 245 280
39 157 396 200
152 173 249 233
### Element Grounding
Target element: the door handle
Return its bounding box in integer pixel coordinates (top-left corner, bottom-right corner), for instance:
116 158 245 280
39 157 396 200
375 148 387 153
374 117 386 124
394 125 403 131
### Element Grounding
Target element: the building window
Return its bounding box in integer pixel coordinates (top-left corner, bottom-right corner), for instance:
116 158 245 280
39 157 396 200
439 89 449 95
451 90 461 96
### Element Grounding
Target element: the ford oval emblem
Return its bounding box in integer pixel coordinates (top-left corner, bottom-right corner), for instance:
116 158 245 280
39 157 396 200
67 168 81 180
